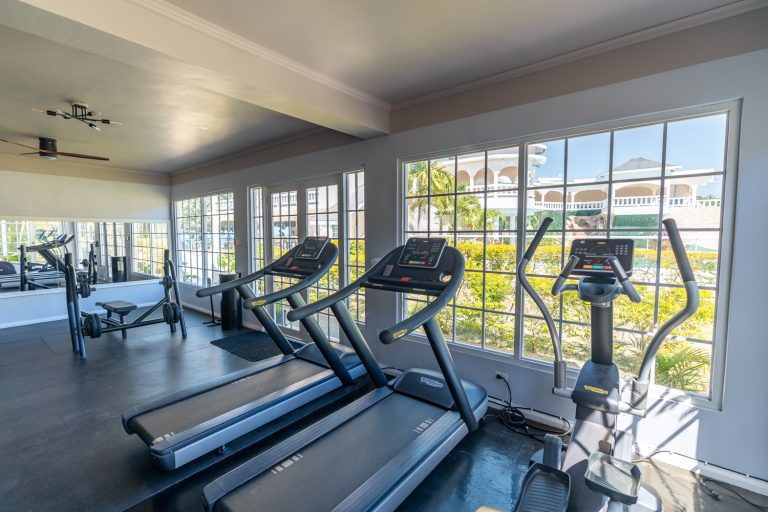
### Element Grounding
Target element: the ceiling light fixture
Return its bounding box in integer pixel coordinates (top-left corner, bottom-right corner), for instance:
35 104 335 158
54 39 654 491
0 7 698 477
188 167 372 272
33 103 122 131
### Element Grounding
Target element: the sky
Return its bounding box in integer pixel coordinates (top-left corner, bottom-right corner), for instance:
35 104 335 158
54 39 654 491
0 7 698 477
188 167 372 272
534 113 726 196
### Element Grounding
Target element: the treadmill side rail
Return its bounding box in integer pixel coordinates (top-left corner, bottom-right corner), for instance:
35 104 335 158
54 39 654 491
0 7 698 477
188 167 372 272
203 387 393 512
334 411 463 512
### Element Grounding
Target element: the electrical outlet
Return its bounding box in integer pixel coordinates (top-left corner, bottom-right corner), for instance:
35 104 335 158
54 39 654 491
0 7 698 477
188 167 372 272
495 371 509 382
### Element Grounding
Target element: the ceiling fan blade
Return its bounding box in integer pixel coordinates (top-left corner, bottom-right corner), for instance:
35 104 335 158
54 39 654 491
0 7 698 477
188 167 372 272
19 152 39 155
0 138 41 151
53 151 109 161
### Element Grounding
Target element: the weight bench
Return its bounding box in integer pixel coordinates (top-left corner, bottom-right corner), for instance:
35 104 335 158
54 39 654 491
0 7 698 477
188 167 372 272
96 300 138 338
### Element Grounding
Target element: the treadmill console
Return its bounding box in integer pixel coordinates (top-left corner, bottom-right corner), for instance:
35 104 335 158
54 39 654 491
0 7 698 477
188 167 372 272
398 238 446 269
569 239 634 276
295 237 329 260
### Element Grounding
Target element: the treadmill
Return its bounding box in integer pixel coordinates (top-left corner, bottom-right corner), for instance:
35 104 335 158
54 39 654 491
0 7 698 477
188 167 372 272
202 238 488 512
122 237 366 470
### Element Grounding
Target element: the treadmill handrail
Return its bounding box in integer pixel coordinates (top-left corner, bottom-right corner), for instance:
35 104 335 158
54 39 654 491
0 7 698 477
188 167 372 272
243 265 333 309
378 249 464 345
195 268 267 297
196 243 338 304
287 247 397 322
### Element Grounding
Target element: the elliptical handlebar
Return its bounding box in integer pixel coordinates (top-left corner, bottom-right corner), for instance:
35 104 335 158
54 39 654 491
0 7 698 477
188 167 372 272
517 217 567 391
551 254 580 297
630 218 700 412
606 256 642 303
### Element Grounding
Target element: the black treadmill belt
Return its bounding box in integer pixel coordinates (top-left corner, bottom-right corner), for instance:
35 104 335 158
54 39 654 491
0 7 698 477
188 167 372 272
217 393 445 512
131 359 325 445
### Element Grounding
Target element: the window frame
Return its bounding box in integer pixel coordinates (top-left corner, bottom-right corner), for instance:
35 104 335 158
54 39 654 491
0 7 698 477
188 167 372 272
130 222 170 278
172 190 235 288
397 100 740 409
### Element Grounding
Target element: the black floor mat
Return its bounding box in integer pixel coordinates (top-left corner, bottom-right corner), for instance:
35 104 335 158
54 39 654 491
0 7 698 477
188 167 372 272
211 331 303 362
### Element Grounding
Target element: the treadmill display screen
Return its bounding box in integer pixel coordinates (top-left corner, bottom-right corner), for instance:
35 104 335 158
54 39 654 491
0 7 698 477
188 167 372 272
569 239 634 276
398 238 446 268
295 237 329 260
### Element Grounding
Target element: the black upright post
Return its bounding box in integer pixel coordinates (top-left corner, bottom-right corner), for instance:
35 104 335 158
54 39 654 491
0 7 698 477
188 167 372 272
422 317 479 431
19 245 28 291
219 273 240 330
287 294 354 386
237 284 295 355
331 300 388 388
64 253 80 353
591 303 613 365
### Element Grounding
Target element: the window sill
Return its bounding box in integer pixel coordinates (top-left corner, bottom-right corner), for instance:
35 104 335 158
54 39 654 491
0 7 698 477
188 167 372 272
399 332 721 412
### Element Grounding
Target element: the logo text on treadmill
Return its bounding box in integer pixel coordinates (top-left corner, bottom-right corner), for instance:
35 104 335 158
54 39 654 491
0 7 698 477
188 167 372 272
419 376 444 389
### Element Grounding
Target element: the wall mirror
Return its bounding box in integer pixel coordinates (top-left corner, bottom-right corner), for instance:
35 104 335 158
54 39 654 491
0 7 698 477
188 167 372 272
0 218 170 295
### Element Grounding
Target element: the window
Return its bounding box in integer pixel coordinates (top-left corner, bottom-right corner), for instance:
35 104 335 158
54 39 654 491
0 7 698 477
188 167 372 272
0 220 64 264
271 190 299 330
174 191 235 287
131 223 169 277
402 106 736 398
100 223 126 279
344 170 366 323
306 184 340 340
404 149 520 353
250 187 266 295
76 222 98 264
174 197 203 285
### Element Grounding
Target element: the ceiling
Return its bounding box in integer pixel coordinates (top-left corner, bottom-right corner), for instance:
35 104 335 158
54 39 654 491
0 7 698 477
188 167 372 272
0 25 316 173
167 0 749 103
0 0 764 176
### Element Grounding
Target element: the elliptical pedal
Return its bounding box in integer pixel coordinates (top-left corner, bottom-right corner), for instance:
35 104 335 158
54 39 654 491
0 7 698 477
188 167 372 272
515 435 569 512
514 464 570 512
584 451 642 505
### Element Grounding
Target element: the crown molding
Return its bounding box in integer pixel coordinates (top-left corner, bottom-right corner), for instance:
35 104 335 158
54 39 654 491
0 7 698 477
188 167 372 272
0 152 170 185
127 0 390 110
392 0 768 110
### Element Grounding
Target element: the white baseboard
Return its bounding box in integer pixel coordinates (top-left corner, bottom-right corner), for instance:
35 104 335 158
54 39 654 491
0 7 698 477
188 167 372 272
634 444 768 496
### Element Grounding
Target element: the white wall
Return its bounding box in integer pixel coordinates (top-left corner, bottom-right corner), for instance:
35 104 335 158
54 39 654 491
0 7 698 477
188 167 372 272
172 49 768 480
0 168 170 221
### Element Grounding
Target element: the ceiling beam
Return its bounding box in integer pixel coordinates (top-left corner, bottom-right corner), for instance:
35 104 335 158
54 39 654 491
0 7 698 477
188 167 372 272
8 0 390 138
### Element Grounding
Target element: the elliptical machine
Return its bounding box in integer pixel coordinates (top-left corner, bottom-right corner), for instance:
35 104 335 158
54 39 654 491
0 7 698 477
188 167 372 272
513 217 700 511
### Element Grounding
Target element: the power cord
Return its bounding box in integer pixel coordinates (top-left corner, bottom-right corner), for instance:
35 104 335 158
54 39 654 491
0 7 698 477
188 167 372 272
485 374 571 443
634 452 767 511
698 476 767 511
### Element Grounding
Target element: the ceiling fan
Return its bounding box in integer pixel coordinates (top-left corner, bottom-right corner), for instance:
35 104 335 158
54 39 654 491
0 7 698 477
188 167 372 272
0 137 110 161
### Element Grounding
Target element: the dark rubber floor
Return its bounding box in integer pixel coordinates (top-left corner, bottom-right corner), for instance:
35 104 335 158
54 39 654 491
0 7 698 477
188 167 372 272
2 310 765 512
0 309 367 512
